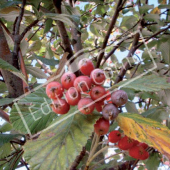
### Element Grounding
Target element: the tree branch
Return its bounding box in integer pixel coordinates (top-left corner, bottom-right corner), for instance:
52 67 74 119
15 0 26 35
114 26 141 84
96 0 126 68
70 147 86 170
0 108 9 122
20 19 39 41
0 24 24 97
136 24 170 49
53 0 73 60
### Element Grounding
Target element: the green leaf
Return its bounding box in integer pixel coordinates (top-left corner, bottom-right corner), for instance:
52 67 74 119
45 43 54 59
0 98 14 107
24 107 100 170
109 121 118 132
144 14 160 23
158 4 170 9
78 0 103 2
26 66 48 79
10 88 58 134
142 106 168 123
0 122 12 132
0 134 24 147
121 16 138 29
0 1 21 10
139 5 154 14
0 58 27 84
0 143 11 159
44 13 76 27
33 54 59 66
158 39 170 64
125 101 139 114
44 18 53 34
0 82 7 93
90 24 100 36
113 75 170 92
144 152 161 170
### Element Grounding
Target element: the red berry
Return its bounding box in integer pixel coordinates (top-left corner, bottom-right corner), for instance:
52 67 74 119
140 151 149 160
90 86 106 101
89 9 92 12
78 98 95 114
90 69 106 85
95 101 104 112
108 130 121 143
52 98 70 114
61 72 76 90
102 104 119 120
133 140 140 146
129 146 142 159
138 143 148 150
94 117 110 136
46 82 64 99
65 87 81 106
79 59 94 76
111 90 128 106
118 136 134 150
129 146 149 160
74 76 92 92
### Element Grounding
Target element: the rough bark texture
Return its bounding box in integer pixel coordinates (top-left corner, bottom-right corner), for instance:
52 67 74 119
0 24 23 98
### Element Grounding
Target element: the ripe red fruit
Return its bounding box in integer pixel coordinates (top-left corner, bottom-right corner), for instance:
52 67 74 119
74 76 92 92
46 82 64 99
90 86 106 101
61 72 76 90
78 98 95 114
95 101 104 112
79 59 94 76
89 9 92 12
108 130 121 143
65 87 81 106
111 90 128 106
118 136 134 150
90 69 106 85
51 98 70 114
138 143 148 150
129 146 149 160
102 104 119 120
94 117 110 136
133 140 140 146
140 151 149 160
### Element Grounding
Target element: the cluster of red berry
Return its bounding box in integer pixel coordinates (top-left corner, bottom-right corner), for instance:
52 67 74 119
46 58 128 117
109 131 149 160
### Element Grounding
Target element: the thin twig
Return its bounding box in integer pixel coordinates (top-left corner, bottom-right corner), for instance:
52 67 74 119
15 0 26 35
0 108 9 122
136 25 170 49
96 0 125 68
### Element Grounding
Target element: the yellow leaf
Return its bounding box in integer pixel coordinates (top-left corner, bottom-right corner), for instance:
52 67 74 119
116 113 170 159
0 7 19 14
151 7 160 14
162 0 167 4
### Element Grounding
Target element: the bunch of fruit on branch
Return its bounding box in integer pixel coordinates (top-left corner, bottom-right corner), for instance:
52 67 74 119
46 58 150 161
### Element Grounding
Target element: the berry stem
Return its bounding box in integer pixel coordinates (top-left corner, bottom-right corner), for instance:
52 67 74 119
88 135 100 159
90 133 97 153
89 152 123 170
86 145 109 166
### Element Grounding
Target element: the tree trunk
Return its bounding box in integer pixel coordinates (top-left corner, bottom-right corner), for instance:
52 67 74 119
0 24 24 98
